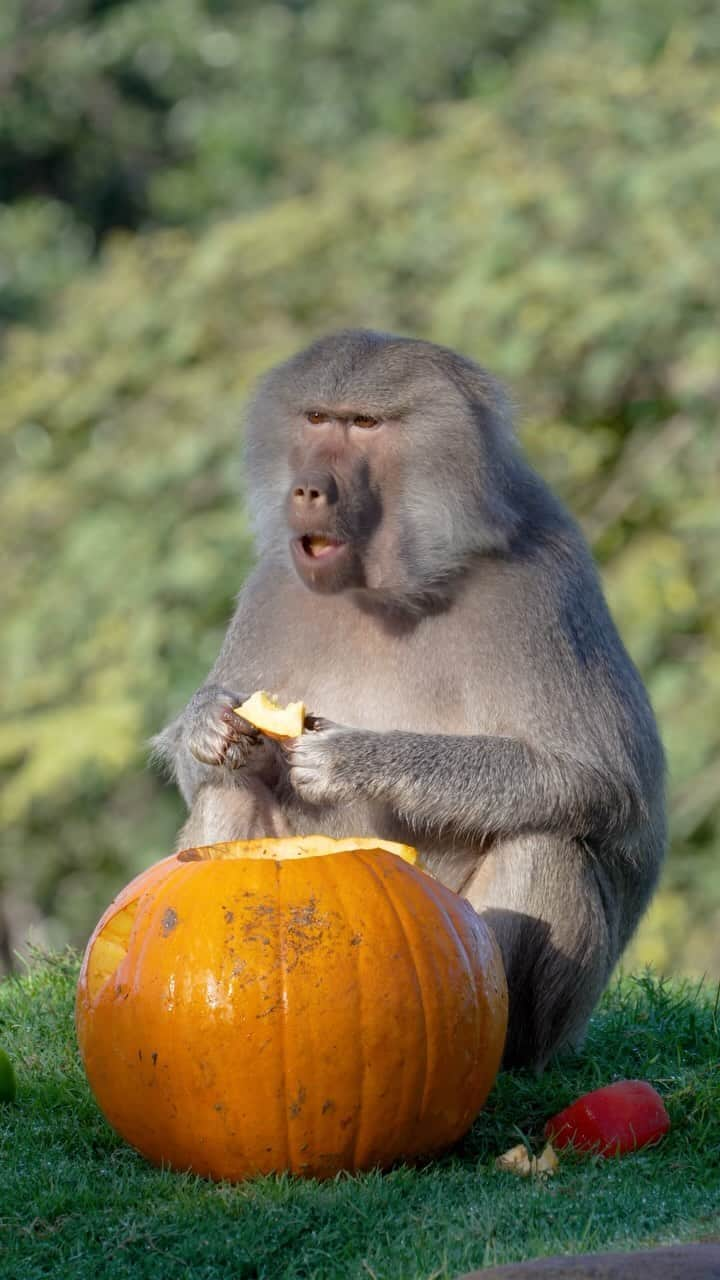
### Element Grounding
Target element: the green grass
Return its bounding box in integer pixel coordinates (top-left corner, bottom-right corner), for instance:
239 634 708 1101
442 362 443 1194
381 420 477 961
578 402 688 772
1 957 718 1280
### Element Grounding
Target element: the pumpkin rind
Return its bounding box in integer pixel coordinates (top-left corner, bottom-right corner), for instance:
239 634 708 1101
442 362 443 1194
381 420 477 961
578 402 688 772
76 840 507 1181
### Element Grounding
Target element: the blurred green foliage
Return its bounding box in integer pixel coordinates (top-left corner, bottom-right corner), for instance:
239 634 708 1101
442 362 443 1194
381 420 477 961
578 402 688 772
0 1 718 976
0 0 550 318
3 0 719 317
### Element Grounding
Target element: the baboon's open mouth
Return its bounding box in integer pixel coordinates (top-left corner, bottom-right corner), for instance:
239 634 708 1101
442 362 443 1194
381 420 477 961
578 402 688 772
298 535 346 560
290 534 352 589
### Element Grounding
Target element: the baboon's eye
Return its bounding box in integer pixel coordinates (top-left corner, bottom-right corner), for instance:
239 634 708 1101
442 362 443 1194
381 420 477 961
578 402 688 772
353 415 379 429
306 410 328 425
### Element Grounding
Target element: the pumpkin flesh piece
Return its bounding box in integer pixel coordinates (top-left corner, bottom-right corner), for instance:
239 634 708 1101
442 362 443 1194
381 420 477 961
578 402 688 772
234 690 306 739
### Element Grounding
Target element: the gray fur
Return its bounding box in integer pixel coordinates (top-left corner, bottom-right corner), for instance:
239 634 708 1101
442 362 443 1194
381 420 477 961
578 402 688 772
153 329 666 1071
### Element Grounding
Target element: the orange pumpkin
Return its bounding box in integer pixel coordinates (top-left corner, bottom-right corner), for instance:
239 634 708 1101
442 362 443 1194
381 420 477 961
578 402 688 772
76 836 507 1181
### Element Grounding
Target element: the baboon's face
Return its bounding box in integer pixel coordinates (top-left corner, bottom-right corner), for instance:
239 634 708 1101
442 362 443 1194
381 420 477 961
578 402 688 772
245 329 516 606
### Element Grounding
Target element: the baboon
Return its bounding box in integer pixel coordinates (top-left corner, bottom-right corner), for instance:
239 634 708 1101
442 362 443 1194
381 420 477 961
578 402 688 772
154 329 666 1070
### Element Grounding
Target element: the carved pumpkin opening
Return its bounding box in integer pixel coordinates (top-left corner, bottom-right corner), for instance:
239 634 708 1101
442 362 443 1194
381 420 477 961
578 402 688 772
177 835 418 864
85 898 140 1001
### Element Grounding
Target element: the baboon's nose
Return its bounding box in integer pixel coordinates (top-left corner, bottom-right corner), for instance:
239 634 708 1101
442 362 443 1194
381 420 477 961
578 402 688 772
291 470 339 511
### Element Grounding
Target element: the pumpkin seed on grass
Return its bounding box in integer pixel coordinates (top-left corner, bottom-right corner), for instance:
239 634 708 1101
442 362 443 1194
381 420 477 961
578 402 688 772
1 957 718 1280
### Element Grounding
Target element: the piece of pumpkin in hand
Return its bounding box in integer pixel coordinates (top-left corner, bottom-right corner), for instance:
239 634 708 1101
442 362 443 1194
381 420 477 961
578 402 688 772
234 690 306 739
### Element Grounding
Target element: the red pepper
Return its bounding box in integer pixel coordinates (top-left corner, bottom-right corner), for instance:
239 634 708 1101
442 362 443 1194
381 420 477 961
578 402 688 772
545 1079 670 1157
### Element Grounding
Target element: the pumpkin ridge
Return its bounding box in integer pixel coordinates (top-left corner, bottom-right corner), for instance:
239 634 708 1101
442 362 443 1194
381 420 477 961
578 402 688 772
299 859 321 1174
275 858 291 1173
373 855 432 1122
421 875 477 987
357 852 429 1155
435 886 508 1077
146 862 216 1168
403 868 489 1134
319 855 364 1171
421 881 481 1062
382 865 449 1126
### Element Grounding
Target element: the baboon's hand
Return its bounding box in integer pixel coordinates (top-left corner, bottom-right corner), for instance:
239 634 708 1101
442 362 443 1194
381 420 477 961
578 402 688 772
287 719 361 806
186 685 260 770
